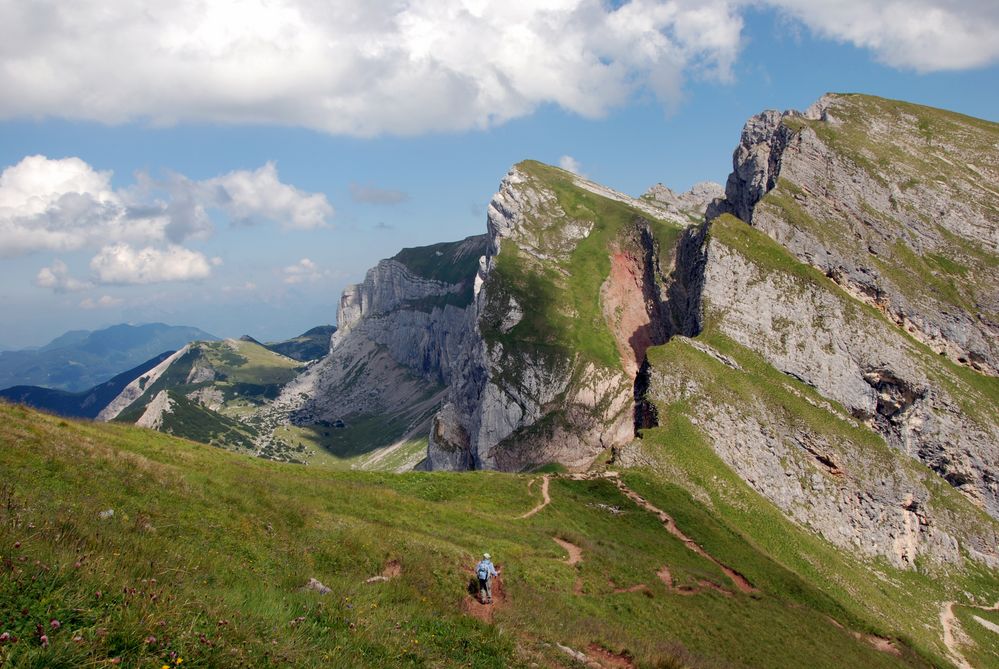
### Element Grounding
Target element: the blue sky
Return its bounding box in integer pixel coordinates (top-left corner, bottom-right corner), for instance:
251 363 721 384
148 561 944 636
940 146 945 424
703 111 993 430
0 1 997 349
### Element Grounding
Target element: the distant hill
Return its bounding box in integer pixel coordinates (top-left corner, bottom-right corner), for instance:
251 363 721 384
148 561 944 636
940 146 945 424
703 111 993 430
264 325 336 361
0 323 218 392
0 351 175 418
100 338 306 461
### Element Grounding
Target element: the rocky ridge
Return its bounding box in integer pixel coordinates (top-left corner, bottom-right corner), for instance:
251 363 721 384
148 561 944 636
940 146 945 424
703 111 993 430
427 163 690 471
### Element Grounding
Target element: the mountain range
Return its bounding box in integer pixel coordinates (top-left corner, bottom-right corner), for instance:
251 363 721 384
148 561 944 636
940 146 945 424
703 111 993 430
2 92 997 668
0 323 218 392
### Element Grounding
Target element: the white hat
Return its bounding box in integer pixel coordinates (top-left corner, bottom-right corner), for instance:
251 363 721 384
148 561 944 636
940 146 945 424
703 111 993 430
483 552 491 559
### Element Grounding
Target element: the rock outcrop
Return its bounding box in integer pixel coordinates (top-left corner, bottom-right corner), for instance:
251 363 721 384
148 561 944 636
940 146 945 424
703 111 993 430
271 236 488 465
723 93 999 375
427 162 686 471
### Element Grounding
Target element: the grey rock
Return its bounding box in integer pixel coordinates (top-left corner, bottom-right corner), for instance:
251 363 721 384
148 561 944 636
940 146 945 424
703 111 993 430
722 93 999 375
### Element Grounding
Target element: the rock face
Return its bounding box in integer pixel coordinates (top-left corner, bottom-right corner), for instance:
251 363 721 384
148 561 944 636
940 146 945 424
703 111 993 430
707 95 999 520
723 93 999 376
643 181 724 222
640 336 999 569
640 215 999 568
272 236 488 464
426 162 686 471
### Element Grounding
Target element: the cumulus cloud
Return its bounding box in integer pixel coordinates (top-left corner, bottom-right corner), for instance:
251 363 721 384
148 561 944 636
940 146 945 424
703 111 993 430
0 0 747 135
559 155 584 176
2 1 994 136
80 295 124 309
35 259 92 292
0 155 334 256
90 243 216 285
767 1 999 72
205 163 333 229
350 183 410 205
283 258 327 284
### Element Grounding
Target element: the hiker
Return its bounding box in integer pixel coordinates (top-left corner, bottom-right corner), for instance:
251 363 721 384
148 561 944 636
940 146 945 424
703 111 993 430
476 552 498 604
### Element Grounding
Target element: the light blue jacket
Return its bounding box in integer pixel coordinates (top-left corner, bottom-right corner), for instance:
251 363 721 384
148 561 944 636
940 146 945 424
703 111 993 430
476 559 497 579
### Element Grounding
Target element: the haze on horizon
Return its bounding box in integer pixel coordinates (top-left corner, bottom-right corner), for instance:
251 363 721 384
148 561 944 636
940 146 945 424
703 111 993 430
1 0 997 349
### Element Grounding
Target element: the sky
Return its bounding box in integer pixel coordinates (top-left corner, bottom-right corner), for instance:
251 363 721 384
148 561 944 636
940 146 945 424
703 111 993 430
1 0 997 349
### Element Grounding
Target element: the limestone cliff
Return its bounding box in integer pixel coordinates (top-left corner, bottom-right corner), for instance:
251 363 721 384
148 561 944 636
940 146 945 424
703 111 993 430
426 162 689 471
722 93 999 375
269 235 488 470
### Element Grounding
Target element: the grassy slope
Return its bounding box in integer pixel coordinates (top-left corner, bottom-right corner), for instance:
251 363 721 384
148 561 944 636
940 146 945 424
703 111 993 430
264 326 336 363
628 212 999 666
113 340 306 460
708 213 999 426
767 94 999 326
640 334 999 661
0 403 951 668
483 161 682 373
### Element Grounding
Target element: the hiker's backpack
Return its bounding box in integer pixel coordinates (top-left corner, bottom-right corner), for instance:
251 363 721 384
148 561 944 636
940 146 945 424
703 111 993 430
477 563 489 580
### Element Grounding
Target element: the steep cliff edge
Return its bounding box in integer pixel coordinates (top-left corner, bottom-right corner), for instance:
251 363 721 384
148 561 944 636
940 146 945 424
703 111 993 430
629 215 999 569
723 93 999 375
268 235 488 470
426 161 691 471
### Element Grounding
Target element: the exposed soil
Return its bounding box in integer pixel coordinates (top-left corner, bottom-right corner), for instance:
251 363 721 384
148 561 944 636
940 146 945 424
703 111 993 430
553 537 583 566
611 582 650 594
519 475 551 519
612 478 757 594
586 643 636 669
462 569 506 624
853 632 901 656
601 248 655 377
365 559 402 583
553 537 584 594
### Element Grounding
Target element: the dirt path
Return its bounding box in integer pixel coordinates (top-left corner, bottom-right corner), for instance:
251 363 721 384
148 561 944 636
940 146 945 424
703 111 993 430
553 537 582 566
462 571 506 624
941 602 975 669
940 600 999 669
552 537 584 594
611 477 757 594
518 475 551 519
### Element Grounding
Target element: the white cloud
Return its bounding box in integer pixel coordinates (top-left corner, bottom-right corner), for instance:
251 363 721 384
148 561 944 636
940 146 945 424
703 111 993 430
205 163 332 230
2 1 993 137
0 155 160 256
90 243 214 285
35 259 91 292
767 1 999 72
558 155 584 176
0 155 334 256
283 258 327 284
80 295 123 309
0 0 747 135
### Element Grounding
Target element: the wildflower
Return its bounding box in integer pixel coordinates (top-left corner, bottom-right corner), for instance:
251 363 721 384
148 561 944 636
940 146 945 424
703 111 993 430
144 635 157 645
0 632 10 644
50 619 60 630
13 542 19 549
162 666 170 669
39 634 49 648
176 658 183 665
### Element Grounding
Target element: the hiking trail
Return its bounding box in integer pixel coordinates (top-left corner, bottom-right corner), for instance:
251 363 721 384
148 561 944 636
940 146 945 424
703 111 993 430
462 569 506 624
941 600 999 669
553 536 584 594
518 475 551 518
604 473 757 594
